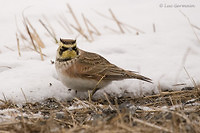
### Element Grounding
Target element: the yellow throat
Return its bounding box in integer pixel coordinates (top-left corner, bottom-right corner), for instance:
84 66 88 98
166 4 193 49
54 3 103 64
57 39 79 61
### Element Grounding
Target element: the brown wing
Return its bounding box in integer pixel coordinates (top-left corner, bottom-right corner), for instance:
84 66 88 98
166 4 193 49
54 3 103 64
74 50 152 83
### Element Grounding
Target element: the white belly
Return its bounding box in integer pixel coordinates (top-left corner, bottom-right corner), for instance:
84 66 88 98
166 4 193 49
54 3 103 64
55 64 110 91
58 73 110 91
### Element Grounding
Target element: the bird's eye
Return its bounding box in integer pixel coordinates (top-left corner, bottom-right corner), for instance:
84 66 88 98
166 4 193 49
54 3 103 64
72 46 77 51
59 46 69 55
60 47 69 52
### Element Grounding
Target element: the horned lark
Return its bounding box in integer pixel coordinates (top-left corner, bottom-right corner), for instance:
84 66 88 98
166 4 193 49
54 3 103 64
55 39 152 95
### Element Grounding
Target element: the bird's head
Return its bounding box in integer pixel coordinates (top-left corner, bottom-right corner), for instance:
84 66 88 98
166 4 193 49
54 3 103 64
56 38 79 61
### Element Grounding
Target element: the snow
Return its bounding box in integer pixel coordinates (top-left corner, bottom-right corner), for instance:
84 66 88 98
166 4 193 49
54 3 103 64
0 0 200 103
0 108 42 123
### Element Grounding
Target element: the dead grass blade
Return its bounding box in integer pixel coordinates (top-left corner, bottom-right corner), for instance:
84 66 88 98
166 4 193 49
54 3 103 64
114 98 124 123
25 25 36 51
18 30 28 41
4 46 14 51
70 24 90 42
192 24 200 30
38 45 44 61
23 17 37 52
104 26 121 33
39 19 58 44
27 47 47 57
24 18 45 61
0 66 12 69
67 4 91 42
104 93 115 110
175 47 191 82
153 23 156 33
184 67 197 88
67 4 82 31
82 14 101 36
117 123 137 132
20 88 28 103
58 15 74 34
94 9 145 34
0 121 20 128
26 18 45 48
180 10 200 45
57 18 72 35
82 14 94 41
109 9 125 34
1 93 7 104
133 117 173 133
16 33 21 57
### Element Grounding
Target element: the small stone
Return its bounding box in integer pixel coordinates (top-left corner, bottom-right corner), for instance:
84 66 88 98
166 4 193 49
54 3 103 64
56 112 66 119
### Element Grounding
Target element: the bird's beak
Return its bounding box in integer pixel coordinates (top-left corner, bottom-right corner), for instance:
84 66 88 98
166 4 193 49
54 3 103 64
68 47 73 51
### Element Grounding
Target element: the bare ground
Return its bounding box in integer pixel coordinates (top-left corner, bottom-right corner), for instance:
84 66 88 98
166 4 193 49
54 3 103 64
0 87 200 133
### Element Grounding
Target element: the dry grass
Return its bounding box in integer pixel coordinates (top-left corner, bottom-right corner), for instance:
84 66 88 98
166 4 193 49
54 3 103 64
0 88 199 133
16 3 146 60
18 3 142 46
7 4 200 133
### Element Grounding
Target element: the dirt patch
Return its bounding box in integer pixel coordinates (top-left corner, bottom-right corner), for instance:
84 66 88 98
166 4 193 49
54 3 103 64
0 88 200 133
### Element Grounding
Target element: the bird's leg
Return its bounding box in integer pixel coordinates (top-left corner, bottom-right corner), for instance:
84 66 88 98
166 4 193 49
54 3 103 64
91 74 106 96
88 90 92 102
89 88 100 102
91 88 100 96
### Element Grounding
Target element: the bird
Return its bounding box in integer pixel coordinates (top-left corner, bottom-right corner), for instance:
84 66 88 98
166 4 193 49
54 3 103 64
55 38 152 96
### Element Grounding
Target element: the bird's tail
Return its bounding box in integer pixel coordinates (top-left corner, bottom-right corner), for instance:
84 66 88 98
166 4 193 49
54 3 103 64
127 71 152 83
